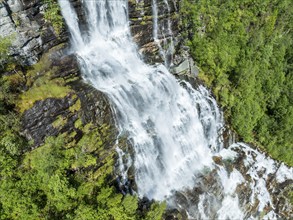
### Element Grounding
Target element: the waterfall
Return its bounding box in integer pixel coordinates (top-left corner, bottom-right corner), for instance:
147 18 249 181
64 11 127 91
59 0 293 219
152 0 174 66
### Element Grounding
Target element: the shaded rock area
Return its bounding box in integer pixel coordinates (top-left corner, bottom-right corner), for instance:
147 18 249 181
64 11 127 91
19 47 116 148
22 95 76 147
0 0 67 65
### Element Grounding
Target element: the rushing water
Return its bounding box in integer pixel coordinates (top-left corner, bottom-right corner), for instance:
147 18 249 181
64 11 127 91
59 0 293 219
152 0 174 67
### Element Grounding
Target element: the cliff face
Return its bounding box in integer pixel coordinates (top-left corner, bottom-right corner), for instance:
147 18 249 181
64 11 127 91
129 0 179 63
0 0 116 148
128 0 198 77
0 0 194 73
0 0 67 65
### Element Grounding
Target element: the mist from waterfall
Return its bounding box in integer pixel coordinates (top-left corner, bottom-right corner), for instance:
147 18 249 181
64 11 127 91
58 0 293 219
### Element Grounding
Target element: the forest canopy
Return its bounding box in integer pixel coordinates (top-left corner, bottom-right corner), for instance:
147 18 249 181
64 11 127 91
181 0 293 166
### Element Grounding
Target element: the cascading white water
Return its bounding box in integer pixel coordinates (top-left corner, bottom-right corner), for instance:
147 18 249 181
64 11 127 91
152 0 174 66
59 0 293 219
59 0 223 200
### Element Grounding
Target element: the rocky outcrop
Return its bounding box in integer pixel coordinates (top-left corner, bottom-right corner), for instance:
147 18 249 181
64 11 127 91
0 0 67 65
129 0 178 63
128 0 199 78
19 45 116 148
22 79 115 147
0 0 116 147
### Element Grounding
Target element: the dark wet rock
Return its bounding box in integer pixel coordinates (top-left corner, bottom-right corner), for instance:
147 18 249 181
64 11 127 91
70 81 115 127
22 95 75 147
51 53 80 79
21 68 115 148
128 0 182 65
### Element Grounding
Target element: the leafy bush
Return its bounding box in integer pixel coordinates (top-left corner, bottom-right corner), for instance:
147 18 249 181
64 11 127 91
43 0 64 36
0 36 12 70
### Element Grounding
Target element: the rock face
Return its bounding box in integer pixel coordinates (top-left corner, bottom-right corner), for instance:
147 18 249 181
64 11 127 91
128 0 199 77
22 79 114 147
0 0 67 65
129 0 178 60
18 46 116 148
0 0 115 147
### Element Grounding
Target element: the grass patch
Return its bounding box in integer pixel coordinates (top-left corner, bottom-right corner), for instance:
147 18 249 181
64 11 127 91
18 79 71 113
52 115 68 128
69 99 81 112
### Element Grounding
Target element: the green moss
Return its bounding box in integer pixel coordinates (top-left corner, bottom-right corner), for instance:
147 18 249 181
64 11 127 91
65 76 79 83
69 99 81 112
25 53 52 87
3 73 25 89
52 115 68 128
0 35 13 68
43 0 64 36
18 79 71 113
74 118 83 129
68 131 77 139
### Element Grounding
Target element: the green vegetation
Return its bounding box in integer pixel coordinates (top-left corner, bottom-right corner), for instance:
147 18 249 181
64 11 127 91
181 0 293 166
0 36 11 60
0 37 166 219
0 36 12 69
0 114 166 219
18 78 71 112
69 99 81 112
43 0 64 36
15 53 72 112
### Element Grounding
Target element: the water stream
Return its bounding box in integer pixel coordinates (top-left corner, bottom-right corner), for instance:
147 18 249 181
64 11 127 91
58 0 293 219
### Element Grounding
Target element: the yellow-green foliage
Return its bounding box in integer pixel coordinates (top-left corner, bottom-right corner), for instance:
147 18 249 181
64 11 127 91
25 53 52 87
3 73 25 89
52 115 68 128
181 0 293 166
0 36 12 69
18 78 71 113
0 36 11 55
69 99 81 112
43 0 64 36
16 51 73 113
74 118 82 129
0 113 166 219
145 202 167 220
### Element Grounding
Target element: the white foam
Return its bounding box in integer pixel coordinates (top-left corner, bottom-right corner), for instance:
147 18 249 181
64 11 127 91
276 163 293 183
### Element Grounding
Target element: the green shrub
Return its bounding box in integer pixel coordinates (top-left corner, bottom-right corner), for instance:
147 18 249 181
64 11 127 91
43 0 64 36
